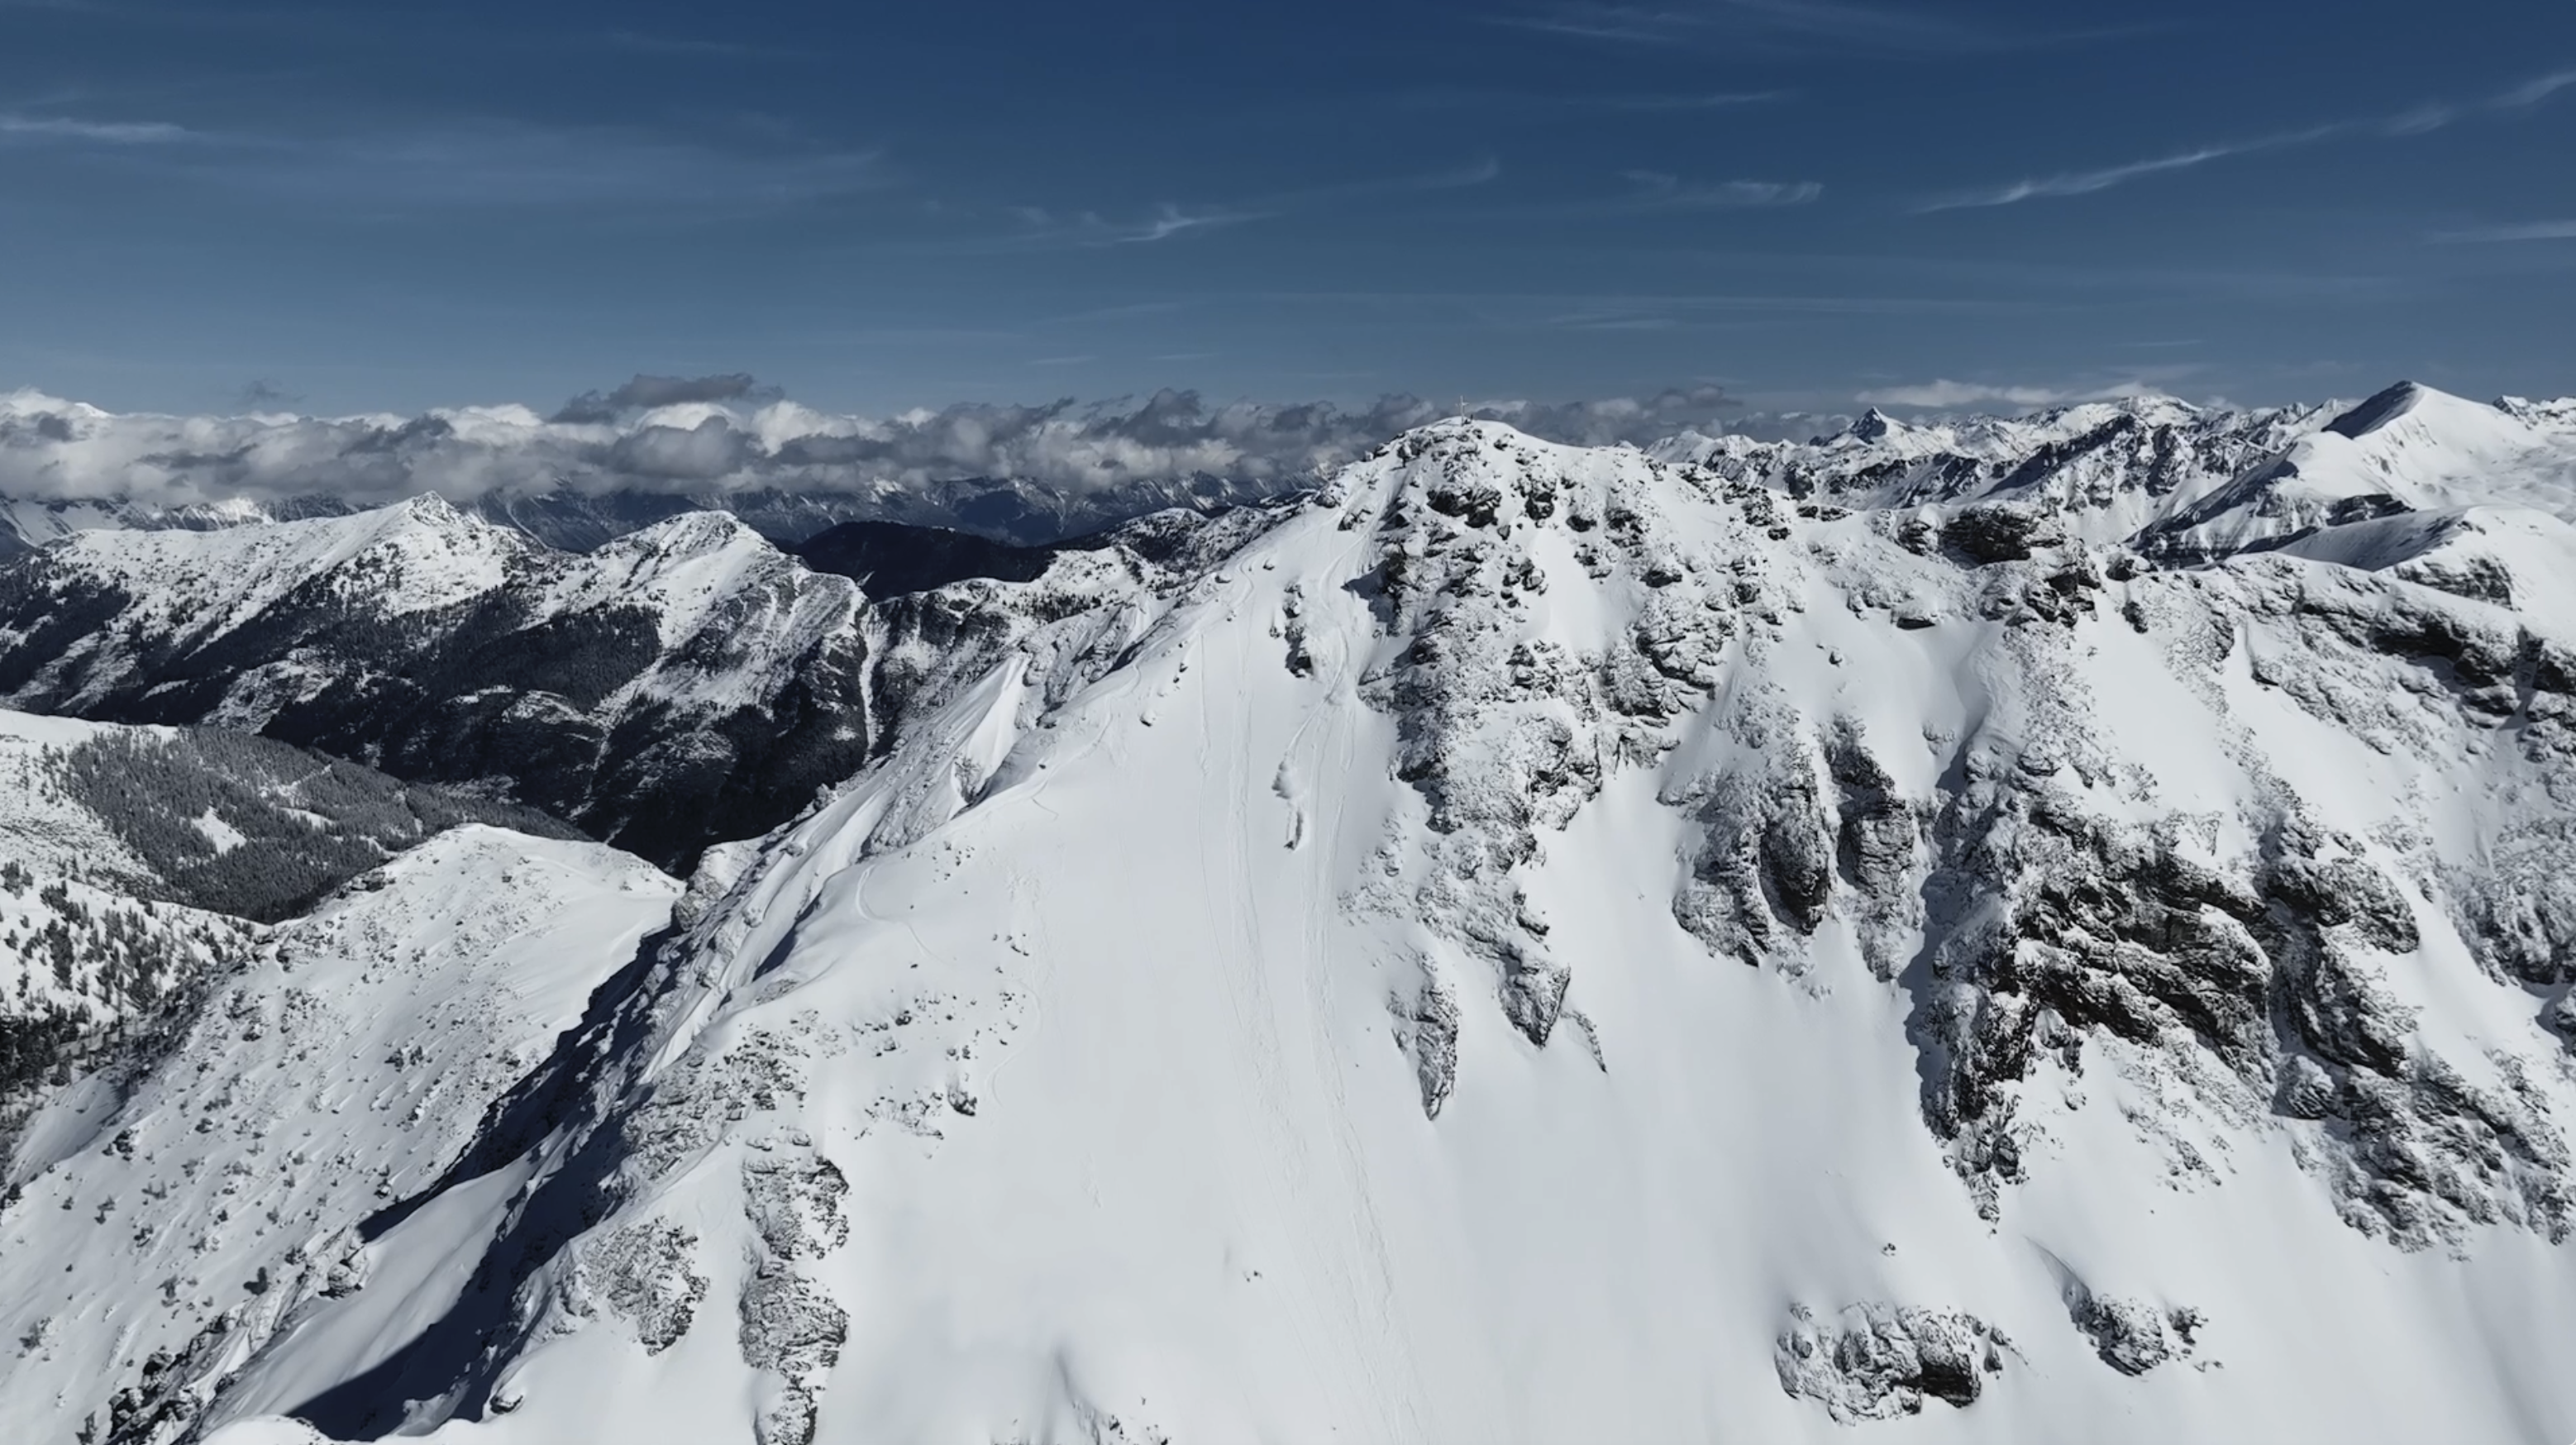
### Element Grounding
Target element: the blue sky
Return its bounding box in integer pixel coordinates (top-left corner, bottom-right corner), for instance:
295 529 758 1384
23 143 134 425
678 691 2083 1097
2 0 2573 418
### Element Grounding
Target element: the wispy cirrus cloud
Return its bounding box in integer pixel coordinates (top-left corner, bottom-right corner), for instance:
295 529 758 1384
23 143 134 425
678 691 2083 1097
980 156 1500 251
1921 128 2335 212
0 111 192 143
2493 69 2576 108
2432 219 2576 243
1268 287 2011 319
1597 90 1791 111
293 126 887 208
1925 60 2576 211
1395 85 1791 112
0 112 888 210
990 203 1264 250
1494 0 2143 56
1620 170 1823 209
601 29 814 61
1295 155 1503 203
1453 171 1823 228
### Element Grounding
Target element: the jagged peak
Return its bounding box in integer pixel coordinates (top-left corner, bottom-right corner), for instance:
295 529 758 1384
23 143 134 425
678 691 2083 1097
1849 406 1900 442
1341 415 1690 530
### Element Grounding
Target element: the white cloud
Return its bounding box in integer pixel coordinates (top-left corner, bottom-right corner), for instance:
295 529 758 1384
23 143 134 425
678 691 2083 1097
1853 379 2171 409
0 380 1753 508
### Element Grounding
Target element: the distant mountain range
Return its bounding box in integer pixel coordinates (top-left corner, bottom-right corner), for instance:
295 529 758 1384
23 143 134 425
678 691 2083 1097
0 472 1283 558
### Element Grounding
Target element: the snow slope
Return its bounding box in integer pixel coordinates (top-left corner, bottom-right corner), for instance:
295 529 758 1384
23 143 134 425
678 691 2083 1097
0 704 599 1164
0 828 679 1444
10 385 2576 1443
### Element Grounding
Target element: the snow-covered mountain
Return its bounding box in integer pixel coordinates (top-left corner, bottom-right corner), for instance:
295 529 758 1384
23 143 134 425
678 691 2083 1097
6 380 2576 1443
0 494 1269 874
0 476 1269 558
0 707 591 1134
0 500 880 871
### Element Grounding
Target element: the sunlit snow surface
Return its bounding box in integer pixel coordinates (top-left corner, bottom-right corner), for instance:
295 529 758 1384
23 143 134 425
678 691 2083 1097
10 383 2576 1443
2 830 677 1441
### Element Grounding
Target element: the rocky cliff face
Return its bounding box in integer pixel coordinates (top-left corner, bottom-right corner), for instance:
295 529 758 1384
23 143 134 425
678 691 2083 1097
7 383 2576 1444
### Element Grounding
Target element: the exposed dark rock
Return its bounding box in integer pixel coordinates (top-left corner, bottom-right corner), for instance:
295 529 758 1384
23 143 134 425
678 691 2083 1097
1391 972 1462 1119
1945 503 2061 565
1776 1302 2011 1424
1906 767 2571 1242
579 1221 707 1355
2059 1273 2203 1375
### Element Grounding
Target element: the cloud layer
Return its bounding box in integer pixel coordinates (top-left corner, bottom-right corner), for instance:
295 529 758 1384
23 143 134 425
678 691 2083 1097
1853 378 2173 409
0 378 1749 510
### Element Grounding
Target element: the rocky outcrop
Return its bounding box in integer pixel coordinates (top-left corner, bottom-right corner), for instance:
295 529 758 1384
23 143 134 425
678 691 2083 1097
1775 1302 2012 1423
2069 1289 2203 1376
1343 425 1780 1041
